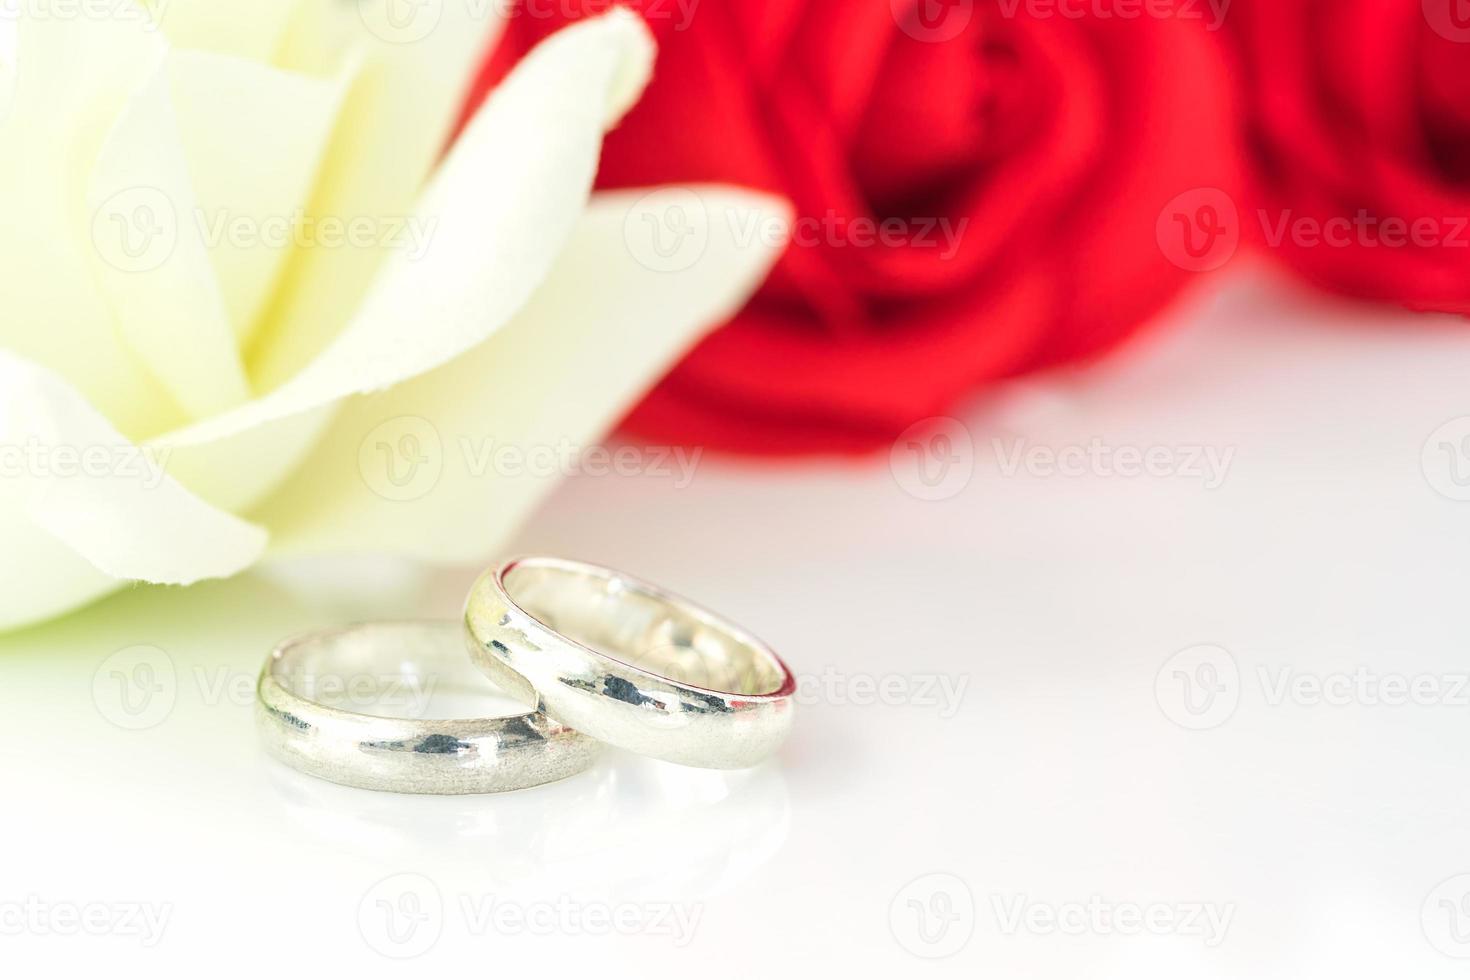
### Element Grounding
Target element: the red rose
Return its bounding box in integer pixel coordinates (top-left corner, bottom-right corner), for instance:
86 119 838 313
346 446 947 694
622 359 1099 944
1231 1 1470 312
467 2 1241 453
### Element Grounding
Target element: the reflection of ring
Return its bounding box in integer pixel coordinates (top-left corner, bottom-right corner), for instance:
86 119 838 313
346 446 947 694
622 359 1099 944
464 558 796 769
256 621 600 794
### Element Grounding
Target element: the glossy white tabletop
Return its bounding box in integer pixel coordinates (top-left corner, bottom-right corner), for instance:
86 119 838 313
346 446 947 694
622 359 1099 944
5 270 1470 977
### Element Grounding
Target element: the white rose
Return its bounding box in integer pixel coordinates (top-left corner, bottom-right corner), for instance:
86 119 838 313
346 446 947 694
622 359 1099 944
0 2 788 630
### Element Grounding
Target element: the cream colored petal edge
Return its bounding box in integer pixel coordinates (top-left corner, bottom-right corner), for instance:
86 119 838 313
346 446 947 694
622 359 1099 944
0 521 119 634
0 351 268 630
166 49 353 345
87 55 251 419
253 187 792 562
248 0 507 390
147 0 304 63
0 13 187 439
167 8 654 451
147 404 339 517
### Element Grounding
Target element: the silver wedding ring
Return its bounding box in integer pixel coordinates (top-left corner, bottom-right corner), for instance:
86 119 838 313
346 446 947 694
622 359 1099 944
464 557 795 770
256 621 600 794
257 560 796 793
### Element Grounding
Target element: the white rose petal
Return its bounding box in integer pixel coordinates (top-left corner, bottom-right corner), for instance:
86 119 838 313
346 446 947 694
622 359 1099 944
151 8 658 524
166 10 658 450
88 61 250 418
257 188 792 560
248 0 508 389
167 49 353 343
0 7 793 631
0 352 267 629
146 0 306 62
0 14 180 439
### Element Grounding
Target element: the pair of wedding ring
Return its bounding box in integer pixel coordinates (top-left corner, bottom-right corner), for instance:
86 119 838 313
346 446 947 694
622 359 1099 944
255 558 797 794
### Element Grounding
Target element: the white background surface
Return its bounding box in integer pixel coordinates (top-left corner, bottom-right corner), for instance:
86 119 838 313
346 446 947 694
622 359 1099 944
5 271 1470 977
